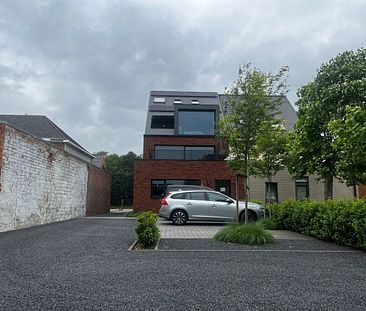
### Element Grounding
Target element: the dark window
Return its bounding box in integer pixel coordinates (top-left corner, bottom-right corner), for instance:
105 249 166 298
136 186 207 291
155 146 184 160
265 182 278 203
188 192 206 201
295 177 309 200
215 180 231 197
151 179 201 198
171 193 188 200
185 146 214 160
178 110 215 135
151 180 165 198
154 145 214 160
151 116 174 129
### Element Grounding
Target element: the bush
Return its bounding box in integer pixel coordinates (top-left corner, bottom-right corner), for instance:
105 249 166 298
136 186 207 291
135 212 160 247
257 218 281 230
214 224 274 245
272 199 366 250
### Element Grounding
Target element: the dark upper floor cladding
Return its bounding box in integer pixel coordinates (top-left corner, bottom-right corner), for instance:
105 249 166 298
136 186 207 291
144 91 297 136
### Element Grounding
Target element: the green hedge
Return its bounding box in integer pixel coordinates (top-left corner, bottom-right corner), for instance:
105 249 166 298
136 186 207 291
135 211 160 247
272 199 366 249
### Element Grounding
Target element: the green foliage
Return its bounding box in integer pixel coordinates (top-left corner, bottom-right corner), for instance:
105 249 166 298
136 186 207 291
288 48 366 197
214 223 274 245
104 151 141 206
250 121 288 179
135 212 160 247
217 63 289 176
328 106 366 186
256 218 281 230
272 199 366 249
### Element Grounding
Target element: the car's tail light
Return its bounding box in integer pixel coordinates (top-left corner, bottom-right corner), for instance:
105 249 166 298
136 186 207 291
161 195 169 206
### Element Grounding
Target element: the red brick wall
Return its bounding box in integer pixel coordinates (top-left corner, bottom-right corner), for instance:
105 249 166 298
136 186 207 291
0 124 5 192
133 160 244 212
86 165 112 216
359 185 366 198
143 135 224 159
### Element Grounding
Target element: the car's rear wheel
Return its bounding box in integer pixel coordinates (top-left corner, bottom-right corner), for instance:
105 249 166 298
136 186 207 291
239 210 257 223
171 210 188 225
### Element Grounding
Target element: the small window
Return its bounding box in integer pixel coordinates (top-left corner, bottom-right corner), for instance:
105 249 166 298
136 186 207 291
295 177 309 200
174 99 182 104
153 97 165 103
191 99 199 104
151 116 174 129
171 193 188 200
265 182 278 203
188 192 206 201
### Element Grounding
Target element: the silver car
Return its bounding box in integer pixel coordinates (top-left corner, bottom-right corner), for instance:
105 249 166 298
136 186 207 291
159 190 264 225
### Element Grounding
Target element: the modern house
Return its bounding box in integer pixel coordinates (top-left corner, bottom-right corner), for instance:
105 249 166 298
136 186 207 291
133 91 355 212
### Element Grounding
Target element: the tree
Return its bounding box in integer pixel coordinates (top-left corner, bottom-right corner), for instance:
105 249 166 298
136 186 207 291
104 151 141 206
288 48 366 199
217 63 289 223
328 106 366 186
250 121 287 217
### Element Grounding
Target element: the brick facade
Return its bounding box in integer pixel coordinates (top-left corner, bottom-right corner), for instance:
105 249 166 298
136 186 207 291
133 159 244 212
86 165 112 216
359 185 366 198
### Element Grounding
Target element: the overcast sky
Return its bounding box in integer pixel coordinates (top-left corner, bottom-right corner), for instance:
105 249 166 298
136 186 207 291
0 0 365 155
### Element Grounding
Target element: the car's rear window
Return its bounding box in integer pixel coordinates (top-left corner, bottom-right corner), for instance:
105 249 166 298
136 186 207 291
171 193 188 200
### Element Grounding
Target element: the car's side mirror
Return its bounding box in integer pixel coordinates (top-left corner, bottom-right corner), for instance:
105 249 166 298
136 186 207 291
226 199 234 204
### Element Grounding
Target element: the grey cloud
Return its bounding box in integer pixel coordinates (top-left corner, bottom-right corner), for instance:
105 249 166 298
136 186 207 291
0 0 365 154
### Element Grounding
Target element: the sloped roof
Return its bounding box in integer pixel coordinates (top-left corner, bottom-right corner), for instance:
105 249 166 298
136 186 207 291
0 114 88 152
92 153 106 169
218 94 298 130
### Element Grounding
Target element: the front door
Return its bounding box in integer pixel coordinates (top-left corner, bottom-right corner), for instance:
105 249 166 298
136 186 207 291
215 180 231 197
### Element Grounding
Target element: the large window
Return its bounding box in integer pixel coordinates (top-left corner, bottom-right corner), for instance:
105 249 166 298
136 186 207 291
265 182 278 203
178 110 215 135
151 179 201 198
155 145 214 160
151 116 174 129
295 177 309 200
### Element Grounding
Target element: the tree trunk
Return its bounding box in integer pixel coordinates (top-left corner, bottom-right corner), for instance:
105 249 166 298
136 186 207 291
268 175 272 218
324 175 334 200
244 154 249 224
235 174 239 224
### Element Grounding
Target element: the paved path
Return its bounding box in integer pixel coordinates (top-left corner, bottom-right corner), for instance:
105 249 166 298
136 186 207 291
1 218 365 311
158 220 313 240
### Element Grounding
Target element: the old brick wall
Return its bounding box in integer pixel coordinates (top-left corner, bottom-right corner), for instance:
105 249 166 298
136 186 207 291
86 165 111 216
0 125 88 232
133 160 244 212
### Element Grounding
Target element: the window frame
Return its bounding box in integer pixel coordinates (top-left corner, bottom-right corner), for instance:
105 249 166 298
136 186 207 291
177 109 216 136
154 145 215 160
151 115 174 129
265 182 279 204
295 177 309 200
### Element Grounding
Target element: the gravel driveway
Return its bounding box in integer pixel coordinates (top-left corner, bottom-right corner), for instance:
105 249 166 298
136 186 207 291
0 217 365 311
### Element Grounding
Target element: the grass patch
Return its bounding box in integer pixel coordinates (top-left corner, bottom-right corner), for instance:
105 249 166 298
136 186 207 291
124 211 141 217
257 218 281 230
214 224 274 245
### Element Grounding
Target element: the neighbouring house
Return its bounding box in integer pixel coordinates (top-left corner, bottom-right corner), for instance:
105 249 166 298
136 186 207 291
0 115 111 232
133 90 355 212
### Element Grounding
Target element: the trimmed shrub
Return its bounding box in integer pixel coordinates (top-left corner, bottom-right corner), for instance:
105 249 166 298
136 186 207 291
135 212 160 247
272 199 366 250
214 224 274 245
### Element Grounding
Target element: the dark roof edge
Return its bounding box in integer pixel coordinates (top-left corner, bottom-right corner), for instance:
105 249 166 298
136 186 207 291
0 121 94 162
150 90 218 97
